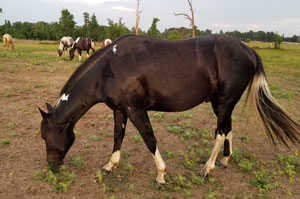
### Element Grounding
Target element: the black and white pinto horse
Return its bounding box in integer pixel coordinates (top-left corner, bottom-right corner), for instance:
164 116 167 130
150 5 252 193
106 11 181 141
57 36 74 57
69 37 96 61
39 35 300 184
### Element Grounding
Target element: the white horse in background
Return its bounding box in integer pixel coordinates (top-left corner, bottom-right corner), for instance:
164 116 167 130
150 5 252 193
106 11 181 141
58 36 74 57
2 34 14 50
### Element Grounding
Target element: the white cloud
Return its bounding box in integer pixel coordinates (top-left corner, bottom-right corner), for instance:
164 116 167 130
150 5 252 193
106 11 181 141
112 6 135 13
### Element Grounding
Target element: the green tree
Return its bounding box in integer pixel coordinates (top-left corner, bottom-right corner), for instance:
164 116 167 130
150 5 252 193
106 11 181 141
58 9 76 38
0 8 2 13
107 18 130 40
167 30 181 40
89 13 104 41
274 34 283 49
147 18 161 38
82 12 90 37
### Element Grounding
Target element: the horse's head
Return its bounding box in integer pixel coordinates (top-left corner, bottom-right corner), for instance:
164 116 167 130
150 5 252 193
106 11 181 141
57 49 63 57
69 48 75 60
39 105 75 166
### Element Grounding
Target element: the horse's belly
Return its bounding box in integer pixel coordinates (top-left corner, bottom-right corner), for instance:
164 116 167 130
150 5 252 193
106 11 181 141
149 81 212 112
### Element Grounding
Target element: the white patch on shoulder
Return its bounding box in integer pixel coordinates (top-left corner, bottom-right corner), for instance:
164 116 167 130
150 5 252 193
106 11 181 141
75 37 80 43
113 44 117 54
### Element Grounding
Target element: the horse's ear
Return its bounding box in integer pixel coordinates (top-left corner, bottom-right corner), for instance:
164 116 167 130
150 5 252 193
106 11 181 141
38 107 48 119
46 103 54 112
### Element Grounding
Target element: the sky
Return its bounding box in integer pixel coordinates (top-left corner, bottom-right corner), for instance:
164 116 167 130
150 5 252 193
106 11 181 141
1 0 300 36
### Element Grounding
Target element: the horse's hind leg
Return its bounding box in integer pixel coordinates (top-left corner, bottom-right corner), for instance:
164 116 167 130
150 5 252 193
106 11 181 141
103 110 127 172
210 97 233 168
127 110 166 184
200 95 236 177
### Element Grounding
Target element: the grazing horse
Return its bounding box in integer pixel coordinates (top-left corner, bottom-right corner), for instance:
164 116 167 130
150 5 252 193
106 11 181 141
2 34 14 50
69 37 96 61
99 39 112 48
39 34 300 184
58 36 74 57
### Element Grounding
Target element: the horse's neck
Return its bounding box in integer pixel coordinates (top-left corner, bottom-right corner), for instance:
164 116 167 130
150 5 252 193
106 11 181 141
53 84 99 125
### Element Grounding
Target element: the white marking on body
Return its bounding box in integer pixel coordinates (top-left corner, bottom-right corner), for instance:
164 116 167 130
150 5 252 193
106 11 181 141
113 44 117 54
153 147 166 184
221 132 233 166
201 134 225 176
55 93 70 107
103 150 121 171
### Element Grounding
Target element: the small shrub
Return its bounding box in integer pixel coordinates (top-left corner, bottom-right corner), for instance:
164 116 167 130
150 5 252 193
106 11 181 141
88 135 102 142
166 125 184 135
34 165 75 193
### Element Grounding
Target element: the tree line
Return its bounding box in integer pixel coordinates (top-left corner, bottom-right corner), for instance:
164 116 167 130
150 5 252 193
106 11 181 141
0 9 299 43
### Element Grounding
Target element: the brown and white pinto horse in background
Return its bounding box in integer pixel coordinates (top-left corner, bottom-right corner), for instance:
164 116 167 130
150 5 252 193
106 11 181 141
99 39 112 48
58 36 74 57
69 37 96 61
2 34 14 50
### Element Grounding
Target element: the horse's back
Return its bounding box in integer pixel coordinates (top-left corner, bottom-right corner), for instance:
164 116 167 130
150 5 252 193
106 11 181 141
102 35 257 111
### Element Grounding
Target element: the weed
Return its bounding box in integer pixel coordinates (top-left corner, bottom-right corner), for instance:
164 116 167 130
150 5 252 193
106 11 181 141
84 144 91 149
180 130 197 141
166 125 184 135
133 134 142 143
185 121 194 128
277 154 300 184
34 165 76 193
7 122 15 129
151 112 165 122
164 149 176 159
74 129 80 135
238 159 255 172
88 135 102 142
34 84 46 88
71 157 87 169
205 189 218 199
190 172 205 186
1 139 10 145
250 167 278 193
106 114 114 120
182 112 193 119
4 92 14 98
241 135 249 143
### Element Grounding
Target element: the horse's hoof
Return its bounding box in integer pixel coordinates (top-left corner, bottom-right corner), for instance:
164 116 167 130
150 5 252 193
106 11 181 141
101 168 112 174
152 181 166 190
215 161 227 169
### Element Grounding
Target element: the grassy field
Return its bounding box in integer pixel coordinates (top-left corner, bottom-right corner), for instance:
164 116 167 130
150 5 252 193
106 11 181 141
0 39 299 199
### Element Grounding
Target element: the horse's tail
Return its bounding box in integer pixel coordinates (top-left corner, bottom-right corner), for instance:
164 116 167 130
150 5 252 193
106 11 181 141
245 50 300 147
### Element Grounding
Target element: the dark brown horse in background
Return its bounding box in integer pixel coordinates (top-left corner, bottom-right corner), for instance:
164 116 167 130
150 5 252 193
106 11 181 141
69 37 96 61
39 35 300 184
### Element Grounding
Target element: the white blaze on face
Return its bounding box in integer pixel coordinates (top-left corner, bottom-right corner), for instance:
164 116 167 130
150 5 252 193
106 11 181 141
103 150 121 171
152 147 166 184
113 44 117 54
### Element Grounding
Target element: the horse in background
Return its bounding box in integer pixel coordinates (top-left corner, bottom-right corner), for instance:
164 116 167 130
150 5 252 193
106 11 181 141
69 37 96 61
58 36 74 57
2 34 14 50
99 39 112 48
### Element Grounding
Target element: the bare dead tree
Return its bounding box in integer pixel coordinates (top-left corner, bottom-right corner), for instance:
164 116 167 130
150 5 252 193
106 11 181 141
135 0 143 35
174 0 196 37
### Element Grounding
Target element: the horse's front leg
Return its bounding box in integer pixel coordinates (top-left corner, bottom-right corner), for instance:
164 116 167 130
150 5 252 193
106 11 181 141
86 49 90 58
77 49 82 61
127 110 166 184
102 110 127 172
